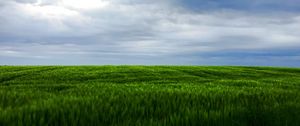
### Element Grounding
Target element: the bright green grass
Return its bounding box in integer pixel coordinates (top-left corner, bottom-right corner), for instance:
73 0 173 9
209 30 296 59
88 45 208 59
0 66 300 126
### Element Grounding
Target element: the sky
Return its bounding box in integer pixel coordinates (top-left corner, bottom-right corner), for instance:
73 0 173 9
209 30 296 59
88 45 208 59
0 0 300 66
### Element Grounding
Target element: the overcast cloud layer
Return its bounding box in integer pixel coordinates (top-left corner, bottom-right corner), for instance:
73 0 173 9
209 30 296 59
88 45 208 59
0 0 300 66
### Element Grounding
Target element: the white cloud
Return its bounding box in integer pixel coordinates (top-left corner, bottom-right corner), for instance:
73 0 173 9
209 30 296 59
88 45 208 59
60 0 110 10
0 0 300 65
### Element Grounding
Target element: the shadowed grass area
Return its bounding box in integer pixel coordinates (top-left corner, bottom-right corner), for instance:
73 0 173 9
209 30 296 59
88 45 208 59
0 66 300 126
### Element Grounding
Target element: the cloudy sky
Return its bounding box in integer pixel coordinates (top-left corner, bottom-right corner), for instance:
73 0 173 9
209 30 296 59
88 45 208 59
0 0 300 66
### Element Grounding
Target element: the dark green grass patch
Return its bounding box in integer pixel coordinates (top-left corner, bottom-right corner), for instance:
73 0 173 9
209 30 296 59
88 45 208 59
0 66 300 126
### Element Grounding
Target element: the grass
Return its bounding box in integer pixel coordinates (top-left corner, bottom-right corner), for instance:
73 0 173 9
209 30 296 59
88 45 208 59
0 66 300 126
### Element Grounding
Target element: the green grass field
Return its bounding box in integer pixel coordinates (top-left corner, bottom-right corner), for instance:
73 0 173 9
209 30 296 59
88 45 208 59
0 66 300 126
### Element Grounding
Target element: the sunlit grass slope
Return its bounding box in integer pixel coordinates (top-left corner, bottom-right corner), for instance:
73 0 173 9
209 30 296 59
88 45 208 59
0 66 300 126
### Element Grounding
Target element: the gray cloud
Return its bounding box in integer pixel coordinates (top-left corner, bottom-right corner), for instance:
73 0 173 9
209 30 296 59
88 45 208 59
0 0 300 66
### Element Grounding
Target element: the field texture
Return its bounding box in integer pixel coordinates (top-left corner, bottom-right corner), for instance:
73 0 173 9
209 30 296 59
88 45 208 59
0 66 300 126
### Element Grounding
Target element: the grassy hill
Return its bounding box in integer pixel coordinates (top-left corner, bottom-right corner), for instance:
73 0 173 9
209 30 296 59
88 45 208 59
0 66 300 126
